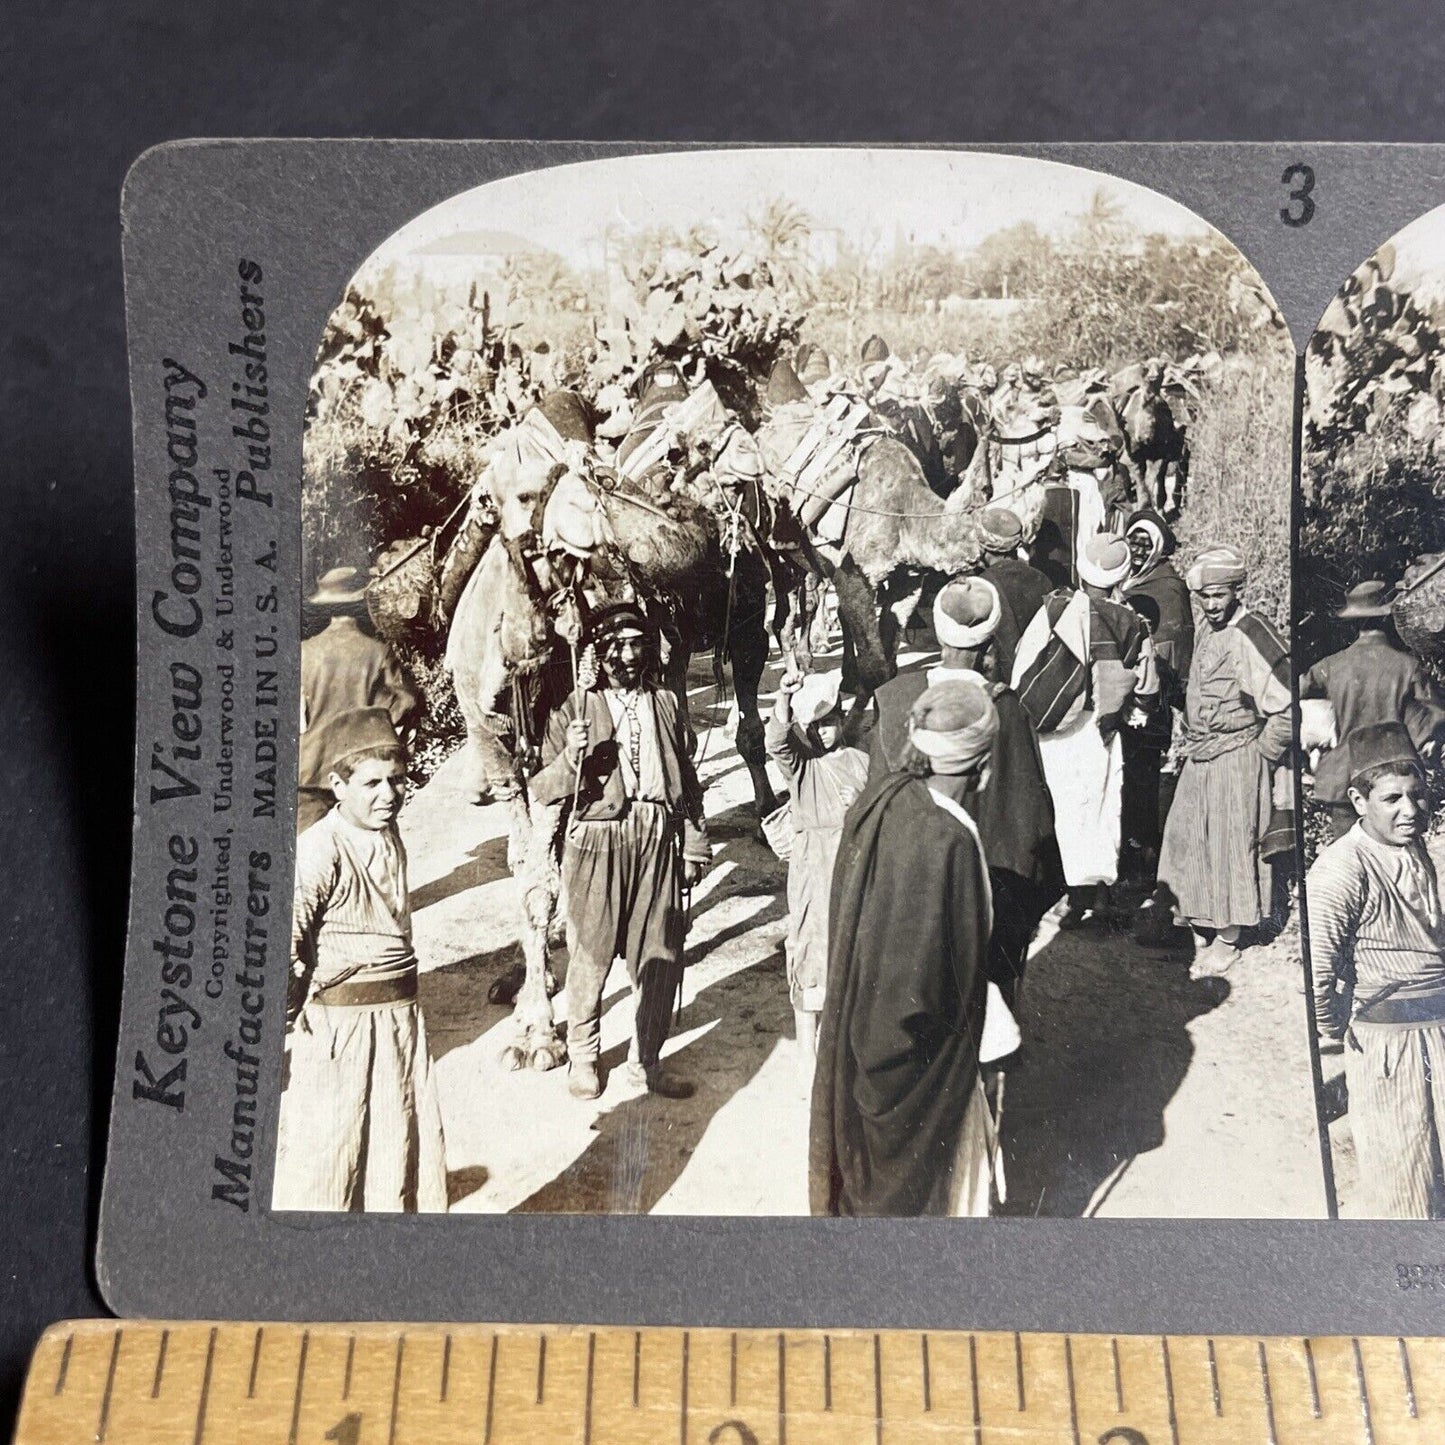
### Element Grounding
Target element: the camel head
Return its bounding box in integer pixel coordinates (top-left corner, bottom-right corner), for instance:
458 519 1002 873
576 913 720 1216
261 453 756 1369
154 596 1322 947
482 435 561 542
541 464 611 563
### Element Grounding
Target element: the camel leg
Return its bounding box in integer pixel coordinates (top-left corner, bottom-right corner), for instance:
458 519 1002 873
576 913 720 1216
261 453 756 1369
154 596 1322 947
833 554 893 701
1146 457 1168 513
456 709 519 809
728 575 780 818
1166 444 1189 519
500 795 567 1073
878 574 924 668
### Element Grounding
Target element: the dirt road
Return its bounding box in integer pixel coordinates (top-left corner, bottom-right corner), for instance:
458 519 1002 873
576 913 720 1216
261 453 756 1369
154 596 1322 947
403 644 1329 1218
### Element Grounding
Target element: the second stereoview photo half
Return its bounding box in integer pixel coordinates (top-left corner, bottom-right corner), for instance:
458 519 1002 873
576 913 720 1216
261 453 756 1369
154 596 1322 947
1302 207 1445 1221
280 147 1321 1220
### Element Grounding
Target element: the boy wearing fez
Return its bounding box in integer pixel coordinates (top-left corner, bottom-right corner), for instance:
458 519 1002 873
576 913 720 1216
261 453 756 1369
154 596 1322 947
1301 579 1445 842
276 708 447 1213
531 603 711 1102
1308 723 1445 1218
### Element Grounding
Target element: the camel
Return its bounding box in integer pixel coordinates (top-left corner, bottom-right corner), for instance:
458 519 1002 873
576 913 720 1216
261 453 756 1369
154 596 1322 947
1109 359 1191 518
752 376 1054 700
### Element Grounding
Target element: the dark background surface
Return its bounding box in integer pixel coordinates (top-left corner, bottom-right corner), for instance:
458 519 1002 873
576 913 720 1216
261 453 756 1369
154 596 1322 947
4 0 1445 1427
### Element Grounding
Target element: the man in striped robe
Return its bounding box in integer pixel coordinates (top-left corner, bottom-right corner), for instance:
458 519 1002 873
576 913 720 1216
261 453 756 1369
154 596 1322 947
1012 533 1158 929
1156 545 1291 974
1307 723 1445 1218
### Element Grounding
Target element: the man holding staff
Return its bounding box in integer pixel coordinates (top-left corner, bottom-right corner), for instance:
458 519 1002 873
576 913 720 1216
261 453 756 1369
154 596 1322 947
531 603 711 1102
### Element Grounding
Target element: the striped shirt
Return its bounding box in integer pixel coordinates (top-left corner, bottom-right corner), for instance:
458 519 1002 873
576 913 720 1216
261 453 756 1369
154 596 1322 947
1306 824 1445 1033
292 810 417 991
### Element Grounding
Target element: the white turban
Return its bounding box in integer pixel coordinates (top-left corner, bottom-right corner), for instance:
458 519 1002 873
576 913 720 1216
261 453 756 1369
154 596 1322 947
1076 533 1132 589
908 679 999 775
934 577 1002 649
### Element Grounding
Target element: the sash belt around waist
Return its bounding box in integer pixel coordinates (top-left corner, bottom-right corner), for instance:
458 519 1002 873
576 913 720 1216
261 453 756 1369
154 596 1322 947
314 972 418 1007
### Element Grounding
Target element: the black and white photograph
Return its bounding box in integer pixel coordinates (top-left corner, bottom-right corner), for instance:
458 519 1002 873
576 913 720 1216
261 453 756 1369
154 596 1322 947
1302 212 1445 1219
277 147 1316 1219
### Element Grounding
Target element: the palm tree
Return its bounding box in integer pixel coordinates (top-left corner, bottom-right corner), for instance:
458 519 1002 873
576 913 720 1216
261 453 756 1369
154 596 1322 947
1076 187 1126 252
746 198 816 300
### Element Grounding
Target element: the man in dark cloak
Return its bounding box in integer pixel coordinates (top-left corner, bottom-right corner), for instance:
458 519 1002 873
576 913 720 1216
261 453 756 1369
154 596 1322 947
1118 507 1195 885
870 576 1063 1004
811 680 999 1217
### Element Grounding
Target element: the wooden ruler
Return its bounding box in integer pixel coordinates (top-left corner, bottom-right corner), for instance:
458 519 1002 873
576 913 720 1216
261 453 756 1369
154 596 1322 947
13 1320 1445 1444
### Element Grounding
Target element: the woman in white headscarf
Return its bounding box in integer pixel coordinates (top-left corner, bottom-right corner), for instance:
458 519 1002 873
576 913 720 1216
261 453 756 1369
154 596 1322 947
1156 546 1292 974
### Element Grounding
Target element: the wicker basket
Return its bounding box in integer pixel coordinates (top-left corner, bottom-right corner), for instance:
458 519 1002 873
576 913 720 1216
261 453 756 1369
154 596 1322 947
367 535 439 649
1393 553 1445 664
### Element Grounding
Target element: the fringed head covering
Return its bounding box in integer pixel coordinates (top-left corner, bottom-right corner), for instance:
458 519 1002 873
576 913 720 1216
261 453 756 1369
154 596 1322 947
1185 544 1248 592
588 601 652 646
907 679 999 776
934 577 1001 649
1076 533 1132 590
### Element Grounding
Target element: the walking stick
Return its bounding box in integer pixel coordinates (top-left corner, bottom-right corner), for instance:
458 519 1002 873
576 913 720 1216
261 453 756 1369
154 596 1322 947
565 636 594 840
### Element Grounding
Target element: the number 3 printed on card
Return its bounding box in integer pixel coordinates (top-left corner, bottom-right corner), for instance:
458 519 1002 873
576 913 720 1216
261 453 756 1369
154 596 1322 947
1281 162 1316 226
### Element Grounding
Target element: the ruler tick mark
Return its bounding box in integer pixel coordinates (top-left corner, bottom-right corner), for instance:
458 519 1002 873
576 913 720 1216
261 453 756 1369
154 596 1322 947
1399 1337 1418 1418
342 1334 354 1402
1303 1336 1321 1418
248 1327 264 1399
1206 1338 1222 1416
1160 1337 1179 1445
584 1333 595 1445
52 1333 72 1396
484 1334 498 1445
97 1329 122 1443
1014 1330 1025 1411
536 1333 546 1405
969 1334 982 1445
778 1333 787 1445
681 1332 690 1445
388 1335 406 1445
441 1333 451 1402
921 1333 931 1412
286 1330 309 1445
730 1331 737 1407
1353 1337 1376 1445
633 1331 641 1407
1111 1336 1123 1411
872 1333 882 1445
1064 1336 1080 1445
823 1334 832 1411
152 1329 170 1398
193 1327 217 1445
1257 1340 1279 1445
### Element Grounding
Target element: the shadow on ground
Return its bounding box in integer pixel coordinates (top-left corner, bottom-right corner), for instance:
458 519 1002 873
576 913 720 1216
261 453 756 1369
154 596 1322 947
512 949 791 1214
999 919 1231 1217
410 832 512 912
